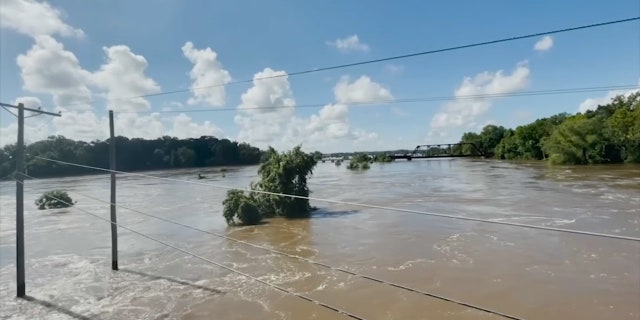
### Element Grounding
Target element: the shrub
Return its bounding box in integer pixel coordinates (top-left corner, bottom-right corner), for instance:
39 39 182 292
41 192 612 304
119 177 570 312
35 190 75 210
222 190 262 225
347 153 372 170
373 154 393 162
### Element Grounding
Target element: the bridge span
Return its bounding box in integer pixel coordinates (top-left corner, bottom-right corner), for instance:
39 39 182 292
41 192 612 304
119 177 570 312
390 143 484 160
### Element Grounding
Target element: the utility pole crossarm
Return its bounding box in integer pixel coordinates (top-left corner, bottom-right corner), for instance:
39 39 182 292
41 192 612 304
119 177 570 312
0 102 62 117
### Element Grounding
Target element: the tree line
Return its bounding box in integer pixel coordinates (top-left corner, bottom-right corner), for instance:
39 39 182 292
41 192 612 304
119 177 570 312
457 93 640 164
0 135 263 179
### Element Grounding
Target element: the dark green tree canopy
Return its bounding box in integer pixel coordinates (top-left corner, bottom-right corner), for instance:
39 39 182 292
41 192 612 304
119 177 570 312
459 93 639 164
1 135 262 179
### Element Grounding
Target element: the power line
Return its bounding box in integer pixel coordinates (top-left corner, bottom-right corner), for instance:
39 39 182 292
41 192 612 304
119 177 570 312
22 176 523 320
17 180 367 320
27 156 640 242
116 85 640 114
58 17 640 109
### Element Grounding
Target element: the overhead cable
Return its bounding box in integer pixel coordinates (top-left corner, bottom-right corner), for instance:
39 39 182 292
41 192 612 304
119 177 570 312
26 156 640 242
56 17 640 108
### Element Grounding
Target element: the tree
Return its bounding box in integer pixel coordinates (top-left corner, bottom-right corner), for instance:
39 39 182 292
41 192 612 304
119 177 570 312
222 190 262 225
1 135 263 180
542 115 609 165
347 153 372 170
251 146 317 219
35 190 75 210
604 92 640 162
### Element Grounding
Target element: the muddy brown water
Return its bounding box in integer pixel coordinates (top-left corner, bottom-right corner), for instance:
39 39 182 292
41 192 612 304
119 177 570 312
0 159 638 320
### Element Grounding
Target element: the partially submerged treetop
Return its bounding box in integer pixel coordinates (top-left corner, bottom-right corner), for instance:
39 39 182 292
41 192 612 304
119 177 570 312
35 190 75 210
253 146 318 219
222 146 318 225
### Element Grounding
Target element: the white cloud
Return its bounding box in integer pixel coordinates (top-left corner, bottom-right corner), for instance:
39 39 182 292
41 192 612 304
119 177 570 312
352 129 379 146
170 113 224 138
235 68 296 146
0 97 53 146
534 36 553 52
282 76 391 150
182 42 231 107
429 61 530 137
238 68 295 113
17 35 93 110
578 87 640 113
3 38 227 145
233 69 389 150
52 111 107 141
0 0 84 38
334 75 393 104
326 35 370 53
93 45 161 112
299 104 351 139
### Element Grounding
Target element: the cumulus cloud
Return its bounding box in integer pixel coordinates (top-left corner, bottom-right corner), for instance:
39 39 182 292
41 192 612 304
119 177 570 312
3 37 227 144
334 75 393 104
170 113 224 138
182 42 231 107
17 35 93 110
534 36 553 52
233 67 391 150
235 68 296 145
282 76 391 149
93 45 161 112
0 0 84 38
578 87 640 113
429 61 530 135
326 35 370 53
52 111 108 141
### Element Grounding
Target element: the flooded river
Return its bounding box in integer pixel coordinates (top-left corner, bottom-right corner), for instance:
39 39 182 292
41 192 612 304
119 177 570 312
0 159 639 320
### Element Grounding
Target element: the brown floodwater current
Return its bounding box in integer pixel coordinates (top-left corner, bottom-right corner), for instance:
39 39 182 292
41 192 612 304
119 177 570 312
0 159 638 319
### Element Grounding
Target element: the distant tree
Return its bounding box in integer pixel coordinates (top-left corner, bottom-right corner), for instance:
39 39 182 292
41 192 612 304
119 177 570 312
1 135 263 180
347 153 372 170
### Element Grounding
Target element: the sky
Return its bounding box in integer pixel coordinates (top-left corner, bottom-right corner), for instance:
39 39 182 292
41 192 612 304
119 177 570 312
0 0 639 152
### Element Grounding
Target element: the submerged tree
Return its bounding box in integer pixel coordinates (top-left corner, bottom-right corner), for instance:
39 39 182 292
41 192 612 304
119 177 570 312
222 190 262 225
35 190 75 210
252 146 317 219
222 146 317 225
347 153 371 170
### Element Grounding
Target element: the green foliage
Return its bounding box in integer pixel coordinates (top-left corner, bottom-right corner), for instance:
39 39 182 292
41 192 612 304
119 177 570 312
459 125 508 156
1 135 262 180
373 154 393 162
226 146 317 221
495 114 569 160
35 190 75 210
458 92 639 165
222 190 262 225
347 153 372 170
542 115 608 164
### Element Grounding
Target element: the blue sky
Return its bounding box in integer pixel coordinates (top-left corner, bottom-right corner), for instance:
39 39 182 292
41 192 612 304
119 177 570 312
1 0 639 152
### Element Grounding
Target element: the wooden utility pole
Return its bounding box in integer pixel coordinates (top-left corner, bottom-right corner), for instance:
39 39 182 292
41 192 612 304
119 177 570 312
109 110 118 270
0 102 61 297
